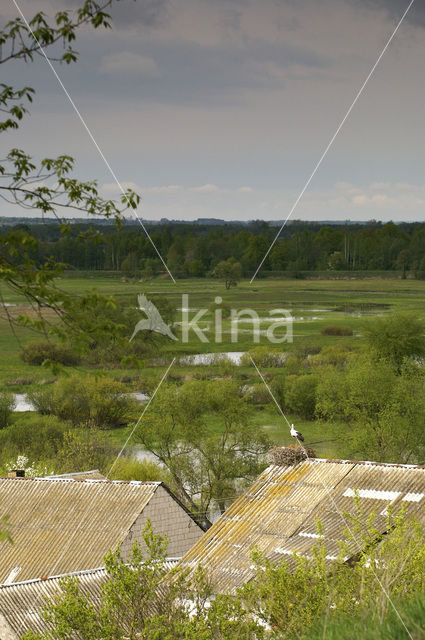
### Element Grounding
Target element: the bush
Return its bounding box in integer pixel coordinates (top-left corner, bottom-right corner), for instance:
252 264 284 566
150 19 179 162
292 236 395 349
3 454 52 478
283 355 302 375
246 382 273 405
20 341 80 366
108 456 167 482
28 376 138 428
295 344 322 358
320 325 353 336
56 430 115 473
27 386 55 415
0 392 15 429
285 374 319 420
270 373 286 409
241 347 286 368
309 345 352 368
0 414 66 460
364 313 425 369
217 356 238 377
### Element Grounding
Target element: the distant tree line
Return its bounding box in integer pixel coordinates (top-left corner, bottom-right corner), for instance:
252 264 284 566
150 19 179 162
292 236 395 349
4 219 425 278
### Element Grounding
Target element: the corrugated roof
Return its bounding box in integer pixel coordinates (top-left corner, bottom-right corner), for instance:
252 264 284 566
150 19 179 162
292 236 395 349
179 459 425 592
0 477 167 583
0 560 180 638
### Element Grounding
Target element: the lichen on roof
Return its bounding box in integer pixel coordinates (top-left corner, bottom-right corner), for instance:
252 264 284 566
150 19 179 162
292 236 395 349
178 458 425 593
0 477 160 583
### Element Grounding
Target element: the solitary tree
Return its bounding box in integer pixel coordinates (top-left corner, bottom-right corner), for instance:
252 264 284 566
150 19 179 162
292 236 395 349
213 258 242 289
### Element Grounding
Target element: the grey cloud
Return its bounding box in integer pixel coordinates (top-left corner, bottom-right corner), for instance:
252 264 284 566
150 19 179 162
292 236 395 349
99 51 160 76
108 0 170 28
352 0 425 27
87 39 332 106
0 0 170 33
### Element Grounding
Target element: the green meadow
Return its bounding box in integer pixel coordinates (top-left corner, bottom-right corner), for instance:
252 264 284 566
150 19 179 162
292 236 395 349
1 274 425 460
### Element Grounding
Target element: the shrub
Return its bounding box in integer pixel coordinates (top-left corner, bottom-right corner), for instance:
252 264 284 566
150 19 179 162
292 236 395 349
270 373 286 408
320 325 353 336
295 344 322 358
0 392 15 429
56 430 115 473
28 376 138 428
285 374 319 420
283 355 302 375
3 454 52 478
364 313 425 369
241 347 286 368
108 456 167 482
0 414 66 460
309 345 352 368
20 341 80 366
27 386 55 415
217 356 238 377
246 382 273 405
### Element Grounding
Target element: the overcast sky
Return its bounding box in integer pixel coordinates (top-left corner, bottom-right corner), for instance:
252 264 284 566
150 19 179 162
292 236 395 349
2 0 425 222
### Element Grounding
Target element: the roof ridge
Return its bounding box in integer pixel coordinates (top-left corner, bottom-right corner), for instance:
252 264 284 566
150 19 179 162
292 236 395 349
0 557 181 588
280 457 425 470
0 476 163 485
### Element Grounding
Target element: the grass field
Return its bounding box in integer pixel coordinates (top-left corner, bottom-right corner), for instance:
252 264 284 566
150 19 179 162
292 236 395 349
1 274 425 460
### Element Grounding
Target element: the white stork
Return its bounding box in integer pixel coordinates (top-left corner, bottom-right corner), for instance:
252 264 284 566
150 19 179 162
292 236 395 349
290 423 304 444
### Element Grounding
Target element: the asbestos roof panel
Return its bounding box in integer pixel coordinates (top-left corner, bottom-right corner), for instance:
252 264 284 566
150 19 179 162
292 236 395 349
179 459 425 592
0 477 161 583
0 560 179 637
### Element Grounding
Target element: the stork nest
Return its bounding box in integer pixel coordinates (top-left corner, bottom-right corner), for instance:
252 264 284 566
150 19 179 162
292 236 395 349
270 445 317 466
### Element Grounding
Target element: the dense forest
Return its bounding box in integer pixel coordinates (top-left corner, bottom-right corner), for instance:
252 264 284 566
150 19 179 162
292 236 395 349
3 219 425 278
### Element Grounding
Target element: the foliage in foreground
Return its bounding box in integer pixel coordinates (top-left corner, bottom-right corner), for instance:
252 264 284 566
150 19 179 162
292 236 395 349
24 522 265 640
0 0 142 342
23 506 425 640
308 593 425 640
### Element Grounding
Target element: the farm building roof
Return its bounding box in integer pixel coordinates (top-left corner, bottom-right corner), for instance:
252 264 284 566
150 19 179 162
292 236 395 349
0 476 205 584
0 559 180 639
179 458 425 592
